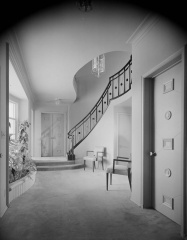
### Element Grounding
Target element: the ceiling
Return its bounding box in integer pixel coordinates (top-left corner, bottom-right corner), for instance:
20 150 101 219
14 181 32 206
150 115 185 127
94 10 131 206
10 1 149 103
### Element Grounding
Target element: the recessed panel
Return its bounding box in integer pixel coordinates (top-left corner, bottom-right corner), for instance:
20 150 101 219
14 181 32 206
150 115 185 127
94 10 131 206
163 79 174 94
163 138 174 150
163 195 174 210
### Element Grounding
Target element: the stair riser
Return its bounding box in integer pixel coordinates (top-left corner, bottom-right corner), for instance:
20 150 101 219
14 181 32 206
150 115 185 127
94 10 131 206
34 162 75 166
37 165 84 171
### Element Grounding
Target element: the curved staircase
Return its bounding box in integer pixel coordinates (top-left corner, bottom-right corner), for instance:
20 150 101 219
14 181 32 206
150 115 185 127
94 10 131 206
67 55 132 157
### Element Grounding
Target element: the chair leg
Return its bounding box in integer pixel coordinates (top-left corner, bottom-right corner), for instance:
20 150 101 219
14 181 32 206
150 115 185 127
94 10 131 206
84 160 86 171
93 161 95 172
106 173 108 190
101 159 104 170
128 168 132 190
110 173 112 185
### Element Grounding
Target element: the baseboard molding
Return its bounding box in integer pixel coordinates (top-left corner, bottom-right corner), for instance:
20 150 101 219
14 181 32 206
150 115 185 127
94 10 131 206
130 196 141 207
0 205 8 218
9 171 36 203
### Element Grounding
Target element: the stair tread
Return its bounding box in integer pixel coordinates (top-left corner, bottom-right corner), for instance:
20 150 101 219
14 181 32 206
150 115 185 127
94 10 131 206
36 163 84 171
33 160 72 163
33 160 75 166
37 163 83 168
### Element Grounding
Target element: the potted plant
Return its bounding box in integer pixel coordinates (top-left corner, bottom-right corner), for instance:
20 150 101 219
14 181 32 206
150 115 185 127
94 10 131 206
9 120 36 183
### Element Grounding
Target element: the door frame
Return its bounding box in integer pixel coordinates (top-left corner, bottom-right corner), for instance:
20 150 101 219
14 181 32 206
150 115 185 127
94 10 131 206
141 46 187 238
0 41 10 216
41 112 67 157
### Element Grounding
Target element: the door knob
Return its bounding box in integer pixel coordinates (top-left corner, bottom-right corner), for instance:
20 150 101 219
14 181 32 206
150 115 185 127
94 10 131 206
150 152 156 156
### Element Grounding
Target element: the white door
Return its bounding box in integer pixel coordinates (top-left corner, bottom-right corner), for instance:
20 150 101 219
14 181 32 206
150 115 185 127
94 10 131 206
41 113 65 157
153 62 182 224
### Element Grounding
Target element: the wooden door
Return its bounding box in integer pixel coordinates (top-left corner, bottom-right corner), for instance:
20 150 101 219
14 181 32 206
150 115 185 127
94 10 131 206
153 62 182 224
41 113 64 157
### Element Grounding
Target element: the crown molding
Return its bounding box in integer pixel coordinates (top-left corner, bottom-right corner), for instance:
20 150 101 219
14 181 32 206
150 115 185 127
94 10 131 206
7 30 35 104
126 13 160 47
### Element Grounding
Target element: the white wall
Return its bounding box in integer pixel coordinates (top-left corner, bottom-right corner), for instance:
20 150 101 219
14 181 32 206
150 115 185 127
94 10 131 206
33 102 69 157
131 17 187 206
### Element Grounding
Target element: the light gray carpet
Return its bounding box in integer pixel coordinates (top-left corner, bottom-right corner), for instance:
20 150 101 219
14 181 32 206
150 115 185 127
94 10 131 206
0 169 182 240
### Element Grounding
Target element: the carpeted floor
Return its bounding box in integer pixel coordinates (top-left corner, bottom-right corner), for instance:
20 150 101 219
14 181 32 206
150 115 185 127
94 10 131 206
0 169 182 240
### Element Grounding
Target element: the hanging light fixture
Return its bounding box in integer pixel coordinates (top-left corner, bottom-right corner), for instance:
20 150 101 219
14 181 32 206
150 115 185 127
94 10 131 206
92 54 105 78
55 98 61 105
76 0 93 12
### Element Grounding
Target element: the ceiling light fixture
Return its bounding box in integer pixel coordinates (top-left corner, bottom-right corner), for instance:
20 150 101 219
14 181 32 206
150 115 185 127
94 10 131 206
76 0 93 12
92 54 105 78
55 98 61 105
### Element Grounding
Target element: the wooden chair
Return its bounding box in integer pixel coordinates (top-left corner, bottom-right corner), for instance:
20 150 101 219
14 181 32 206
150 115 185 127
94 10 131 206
106 155 132 190
83 146 105 172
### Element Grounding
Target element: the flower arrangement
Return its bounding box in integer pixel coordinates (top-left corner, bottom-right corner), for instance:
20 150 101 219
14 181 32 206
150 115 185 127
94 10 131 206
9 120 36 183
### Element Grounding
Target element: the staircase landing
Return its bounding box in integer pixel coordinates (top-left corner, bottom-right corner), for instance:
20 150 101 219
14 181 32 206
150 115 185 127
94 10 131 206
32 157 84 171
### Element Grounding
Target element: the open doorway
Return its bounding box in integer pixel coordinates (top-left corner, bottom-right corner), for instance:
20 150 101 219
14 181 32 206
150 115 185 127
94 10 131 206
114 97 132 159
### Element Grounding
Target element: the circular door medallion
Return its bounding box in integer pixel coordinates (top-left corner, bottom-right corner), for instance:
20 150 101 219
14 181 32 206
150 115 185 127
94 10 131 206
164 168 172 177
165 111 172 120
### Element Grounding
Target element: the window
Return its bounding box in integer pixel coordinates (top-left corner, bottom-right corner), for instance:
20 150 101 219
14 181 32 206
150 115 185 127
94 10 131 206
9 101 17 140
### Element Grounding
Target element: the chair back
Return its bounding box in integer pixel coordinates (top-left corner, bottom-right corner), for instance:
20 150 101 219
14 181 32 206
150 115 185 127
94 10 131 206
129 153 132 168
94 146 104 160
116 154 131 168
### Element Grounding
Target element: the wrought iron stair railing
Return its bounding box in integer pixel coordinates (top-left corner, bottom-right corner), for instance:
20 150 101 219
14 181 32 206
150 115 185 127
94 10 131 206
67 56 132 156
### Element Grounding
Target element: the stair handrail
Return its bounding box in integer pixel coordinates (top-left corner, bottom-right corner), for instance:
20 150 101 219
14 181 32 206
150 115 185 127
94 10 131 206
67 56 132 155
